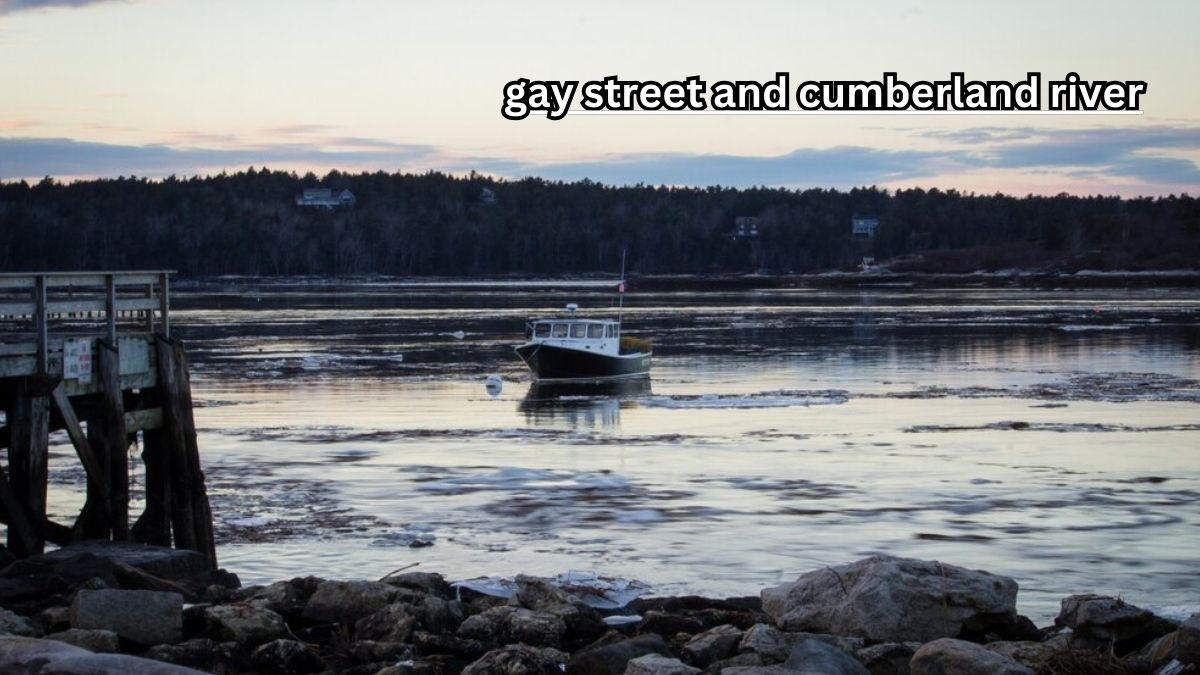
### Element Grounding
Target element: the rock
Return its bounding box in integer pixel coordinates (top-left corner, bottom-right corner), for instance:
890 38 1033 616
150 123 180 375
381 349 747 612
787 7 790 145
985 634 1070 668
910 638 1034 675
855 642 921 675
0 552 118 612
761 556 1018 643
624 654 702 674
0 635 206 673
1131 632 1180 672
1055 594 1175 651
566 633 671 675
682 624 742 666
704 652 764 673
458 605 567 647
1179 613 1200 666
415 594 466 634
639 610 705 636
143 638 221 671
348 639 412 664
44 627 120 652
302 579 400 624
203 602 290 646
250 638 326 674
0 606 37 636
355 602 416 642
35 606 71 634
784 638 871 675
251 577 320 618
413 630 490 658
71 588 183 645
722 667 795 674
463 644 567 674
386 571 452 598
41 542 208 582
517 574 605 642
738 623 864 663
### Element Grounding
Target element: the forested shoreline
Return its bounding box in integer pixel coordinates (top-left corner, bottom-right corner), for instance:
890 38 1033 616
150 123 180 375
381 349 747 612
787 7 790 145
0 169 1196 276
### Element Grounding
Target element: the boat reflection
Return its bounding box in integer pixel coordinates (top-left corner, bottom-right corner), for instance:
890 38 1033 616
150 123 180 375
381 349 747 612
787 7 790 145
518 379 652 429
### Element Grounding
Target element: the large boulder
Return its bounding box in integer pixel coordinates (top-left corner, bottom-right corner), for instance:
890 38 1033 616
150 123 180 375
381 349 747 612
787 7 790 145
71 588 183 646
1180 613 1200 666
910 638 1034 675
463 644 567 674
385 571 452 598
682 624 742 666
566 633 671 675
517 574 605 642
203 602 290 646
302 580 400 624
1055 594 1175 651
783 638 871 675
457 605 566 647
985 635 1070 669
354 602 416 643
762 556 1018 643
0 635 206 674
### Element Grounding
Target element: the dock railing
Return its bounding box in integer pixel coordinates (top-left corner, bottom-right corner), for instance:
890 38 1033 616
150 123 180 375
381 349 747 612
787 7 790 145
0 271 171 377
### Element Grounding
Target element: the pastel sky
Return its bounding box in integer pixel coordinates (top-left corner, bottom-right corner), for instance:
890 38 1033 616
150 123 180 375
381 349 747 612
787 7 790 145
1 0 1198 195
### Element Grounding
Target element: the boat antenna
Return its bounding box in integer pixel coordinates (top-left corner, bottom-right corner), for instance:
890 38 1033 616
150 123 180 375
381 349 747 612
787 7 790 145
617 248 626 329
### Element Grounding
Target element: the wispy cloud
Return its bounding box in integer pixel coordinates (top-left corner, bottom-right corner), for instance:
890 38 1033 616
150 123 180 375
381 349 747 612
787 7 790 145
0 136 437 178
0 0 128 14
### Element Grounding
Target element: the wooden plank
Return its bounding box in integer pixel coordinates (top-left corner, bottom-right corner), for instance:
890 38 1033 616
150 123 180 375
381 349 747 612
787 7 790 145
7 379 49 555
0 271 175 289
50 383 111 537
0 302 35 316
154 336 197 553
159 272 170 338
131 428 171 547
124 408 163 432
171 338 216 569
105 275 116 345
35 276 47 373
98 340 130 540
0 460 39 555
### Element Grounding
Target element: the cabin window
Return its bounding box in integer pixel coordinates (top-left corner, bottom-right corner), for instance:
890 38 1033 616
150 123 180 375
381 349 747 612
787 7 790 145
570 323 586 338
534 323 551 338
552 323 568 338
588 324 604 338
606 325 617 338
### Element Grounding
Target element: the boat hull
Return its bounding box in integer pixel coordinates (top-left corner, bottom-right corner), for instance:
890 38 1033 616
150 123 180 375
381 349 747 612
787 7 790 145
515 343 651 382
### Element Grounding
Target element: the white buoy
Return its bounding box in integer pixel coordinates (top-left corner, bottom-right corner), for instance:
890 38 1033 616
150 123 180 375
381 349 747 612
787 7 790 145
485 374 503 396
451 330 466 340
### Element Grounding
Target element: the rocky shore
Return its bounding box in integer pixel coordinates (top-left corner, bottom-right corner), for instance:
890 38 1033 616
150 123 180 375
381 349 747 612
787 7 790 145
0 543 1195 675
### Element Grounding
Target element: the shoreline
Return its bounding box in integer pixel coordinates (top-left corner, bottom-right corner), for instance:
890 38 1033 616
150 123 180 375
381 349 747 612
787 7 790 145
0 543 1196 674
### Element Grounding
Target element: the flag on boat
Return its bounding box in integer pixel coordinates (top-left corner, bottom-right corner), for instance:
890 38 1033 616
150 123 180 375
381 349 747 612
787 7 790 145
618 281 625 293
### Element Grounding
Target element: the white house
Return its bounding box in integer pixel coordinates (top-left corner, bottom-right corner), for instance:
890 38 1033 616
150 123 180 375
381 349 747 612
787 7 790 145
295 188 356 208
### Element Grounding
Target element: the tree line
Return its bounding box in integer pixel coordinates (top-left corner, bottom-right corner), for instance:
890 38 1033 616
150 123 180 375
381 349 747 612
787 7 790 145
0 169 1196 276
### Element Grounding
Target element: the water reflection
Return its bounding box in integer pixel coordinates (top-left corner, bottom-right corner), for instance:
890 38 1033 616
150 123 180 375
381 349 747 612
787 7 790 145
519 379 653 429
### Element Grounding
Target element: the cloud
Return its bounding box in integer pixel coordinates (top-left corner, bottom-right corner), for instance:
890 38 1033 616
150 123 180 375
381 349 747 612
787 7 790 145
0 0 126 14
2 124 1198 195
488 147 960 188
0 136 437 178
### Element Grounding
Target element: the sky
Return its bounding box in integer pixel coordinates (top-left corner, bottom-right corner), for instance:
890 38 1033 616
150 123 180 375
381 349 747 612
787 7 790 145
0 0 1198 196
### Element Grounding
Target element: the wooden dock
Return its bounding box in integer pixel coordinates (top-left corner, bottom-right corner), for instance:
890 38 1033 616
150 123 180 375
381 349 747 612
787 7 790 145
0 271 215 568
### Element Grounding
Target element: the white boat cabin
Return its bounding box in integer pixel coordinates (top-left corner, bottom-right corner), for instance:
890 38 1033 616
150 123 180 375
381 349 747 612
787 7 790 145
525 319 621 356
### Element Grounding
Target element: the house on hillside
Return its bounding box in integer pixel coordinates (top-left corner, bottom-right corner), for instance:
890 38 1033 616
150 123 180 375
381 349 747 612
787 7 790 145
295 188 356 208
851 214 879 238
731 216 760 239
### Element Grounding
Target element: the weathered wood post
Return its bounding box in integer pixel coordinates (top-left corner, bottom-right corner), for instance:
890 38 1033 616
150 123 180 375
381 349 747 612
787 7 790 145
7 378 50 555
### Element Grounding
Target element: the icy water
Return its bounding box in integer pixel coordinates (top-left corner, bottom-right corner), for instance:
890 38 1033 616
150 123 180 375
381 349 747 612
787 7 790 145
50 280 1200 622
